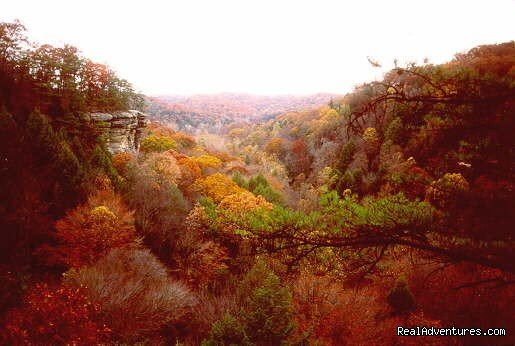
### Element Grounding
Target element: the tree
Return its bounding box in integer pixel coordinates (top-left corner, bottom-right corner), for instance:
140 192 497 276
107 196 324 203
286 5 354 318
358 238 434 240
42 189 137 268
202 189 515 273
140 134 177 153
195 154 223 174
425 172 469 208
239 261 295 345
126 156 190 258
192 173 246 203
264 137 285 158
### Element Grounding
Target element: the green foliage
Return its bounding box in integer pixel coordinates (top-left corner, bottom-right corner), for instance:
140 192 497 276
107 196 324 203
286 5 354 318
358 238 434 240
56 141 83 194
199 260 295 345
140 135 177 153
240 261 295 345
232 173 283 205
91 144 120 188
202 313 252 346
25 110 60 161
384 117 404 144
232 171 248 189
336 168 362 195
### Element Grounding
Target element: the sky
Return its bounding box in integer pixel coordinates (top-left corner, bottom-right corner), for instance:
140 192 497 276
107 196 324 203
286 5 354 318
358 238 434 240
2 0 514 96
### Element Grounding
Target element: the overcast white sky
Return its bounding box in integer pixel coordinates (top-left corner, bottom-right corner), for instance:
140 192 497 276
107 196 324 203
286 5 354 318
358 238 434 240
2 0 514 96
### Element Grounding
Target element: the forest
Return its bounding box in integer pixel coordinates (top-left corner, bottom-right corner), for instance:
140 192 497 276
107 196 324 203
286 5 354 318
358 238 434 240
0 20 514 345
146 93 336 133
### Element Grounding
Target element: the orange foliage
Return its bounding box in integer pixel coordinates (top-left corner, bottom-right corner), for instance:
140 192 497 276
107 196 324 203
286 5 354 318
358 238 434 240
177 157 202 188
166 149 189 160
111 152 134 177
265 137 285 157
175 241 229 287
2 283 110 345
208 150 238 163
292 274 447 345
43 189 138 268
147 122 175 137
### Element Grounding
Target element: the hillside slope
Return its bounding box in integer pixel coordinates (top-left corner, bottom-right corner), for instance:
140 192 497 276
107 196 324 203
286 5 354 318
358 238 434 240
146 92 338 132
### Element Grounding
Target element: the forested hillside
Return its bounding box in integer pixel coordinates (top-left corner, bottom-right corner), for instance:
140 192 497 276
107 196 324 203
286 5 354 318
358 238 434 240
146 93 337 133
0 20 514 345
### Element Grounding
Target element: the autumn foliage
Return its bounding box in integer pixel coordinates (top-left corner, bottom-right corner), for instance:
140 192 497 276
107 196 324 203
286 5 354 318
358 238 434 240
40 189 137 268
1 22 514 346
2 283 111 345
192 173 246 203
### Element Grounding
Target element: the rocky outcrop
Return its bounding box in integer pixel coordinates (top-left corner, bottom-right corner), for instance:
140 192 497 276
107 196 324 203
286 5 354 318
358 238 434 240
89 110 149 154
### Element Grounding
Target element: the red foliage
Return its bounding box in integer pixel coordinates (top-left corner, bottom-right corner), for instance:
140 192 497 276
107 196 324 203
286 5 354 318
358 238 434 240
289 139 312 176
2 283 111 345
409 263 515 345
472 175 514 201
403 166 432 198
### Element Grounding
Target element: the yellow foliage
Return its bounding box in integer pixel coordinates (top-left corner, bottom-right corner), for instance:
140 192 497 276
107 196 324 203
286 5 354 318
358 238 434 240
363 127 380 154
426 172 469 207
140 135 176 153
219 191 273 215
90 205 117 223
194 155 223 172
192 173 245 203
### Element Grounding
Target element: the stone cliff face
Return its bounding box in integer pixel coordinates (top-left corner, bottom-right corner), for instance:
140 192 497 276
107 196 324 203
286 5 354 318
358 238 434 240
89 110 149 154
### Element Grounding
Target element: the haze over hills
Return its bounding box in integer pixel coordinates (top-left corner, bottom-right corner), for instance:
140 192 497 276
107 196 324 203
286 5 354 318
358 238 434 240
146 92 338 133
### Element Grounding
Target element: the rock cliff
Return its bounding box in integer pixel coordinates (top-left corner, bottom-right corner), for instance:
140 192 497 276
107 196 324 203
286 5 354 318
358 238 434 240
89 110 149 154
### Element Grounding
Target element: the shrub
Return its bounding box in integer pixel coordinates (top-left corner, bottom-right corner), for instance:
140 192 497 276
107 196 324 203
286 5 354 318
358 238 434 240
387 278 416 313
202 313 251 346
177 157 202 189
2 283 110 345
363 127 380 154
172 131 196 148
384 117 404 144
233 173 283 205
64 248 194 342
140 135 176 153
336 141 357 173
219 192 273 216
126 158 189 255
